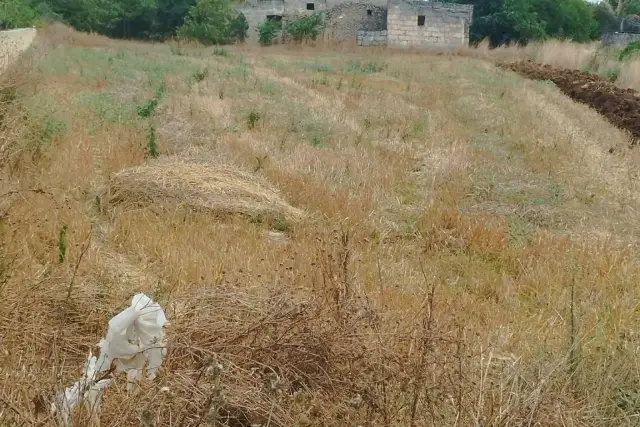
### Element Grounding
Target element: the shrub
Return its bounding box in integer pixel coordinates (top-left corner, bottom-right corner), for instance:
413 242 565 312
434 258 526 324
230 12 249 42
247 110 260 129
177 0 235 45
258 20 281 46
284 12 324 42
619 40 640 61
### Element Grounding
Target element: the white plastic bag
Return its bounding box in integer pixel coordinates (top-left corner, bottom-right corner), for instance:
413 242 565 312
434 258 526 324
53 353 113 426
52 293 168 425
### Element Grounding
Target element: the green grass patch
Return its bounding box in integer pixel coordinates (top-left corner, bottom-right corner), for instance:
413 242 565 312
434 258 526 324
299 62 335 73
345 60 386 74
77 92 137 124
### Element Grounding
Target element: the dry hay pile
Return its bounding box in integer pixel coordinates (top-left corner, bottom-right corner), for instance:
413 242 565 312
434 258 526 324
108 156 303 222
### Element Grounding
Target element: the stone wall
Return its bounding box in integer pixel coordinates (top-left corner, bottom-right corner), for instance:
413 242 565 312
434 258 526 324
357 30 387 46
236 1 285 41
601 32 640 47
325 3 387 43
236 0 328 41
387 0 472 49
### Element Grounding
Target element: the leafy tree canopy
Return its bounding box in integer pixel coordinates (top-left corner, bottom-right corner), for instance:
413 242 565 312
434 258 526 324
446 0 599 46
176 0 235 44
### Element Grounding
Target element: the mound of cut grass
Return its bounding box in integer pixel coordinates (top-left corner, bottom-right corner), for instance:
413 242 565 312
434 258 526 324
107 156 303 222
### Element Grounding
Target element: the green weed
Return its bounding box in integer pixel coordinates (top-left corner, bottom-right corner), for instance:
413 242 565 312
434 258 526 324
58 225 68 264
137 82 167 118
345 60 386 74
247 110 261 129
145 123 160 158
619 40 640 61
193 68 209 82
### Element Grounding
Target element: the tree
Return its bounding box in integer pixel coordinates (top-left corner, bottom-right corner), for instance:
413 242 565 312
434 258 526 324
151 0 196 39
444 0 598 46
466 0 545 45
229 12 249 42
177 0 235 44
597 0 640 32
534 0 598 42
0 0 40 29
45 0 123 34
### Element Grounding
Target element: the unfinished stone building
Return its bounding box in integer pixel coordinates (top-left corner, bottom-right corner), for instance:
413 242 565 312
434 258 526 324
386 0 473 48
236 0 473 48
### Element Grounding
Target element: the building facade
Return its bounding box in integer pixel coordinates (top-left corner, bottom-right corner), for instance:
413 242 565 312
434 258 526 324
387 0 472 48
236 0 473 48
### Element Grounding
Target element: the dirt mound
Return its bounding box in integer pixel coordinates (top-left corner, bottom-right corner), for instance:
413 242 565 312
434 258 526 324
501 60 640 144
108 156 304 221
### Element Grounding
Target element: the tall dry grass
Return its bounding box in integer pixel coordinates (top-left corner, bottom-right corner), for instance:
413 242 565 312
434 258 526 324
2 25 640 427
465 37 640 91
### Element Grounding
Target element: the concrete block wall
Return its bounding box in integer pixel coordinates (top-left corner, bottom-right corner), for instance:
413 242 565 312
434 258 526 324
387 0 472 49
357 30 387 46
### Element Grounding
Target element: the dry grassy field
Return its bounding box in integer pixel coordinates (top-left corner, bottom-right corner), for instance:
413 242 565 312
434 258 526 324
3 24 640 426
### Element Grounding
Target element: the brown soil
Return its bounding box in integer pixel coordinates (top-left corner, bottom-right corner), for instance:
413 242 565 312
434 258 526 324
501 60 640 144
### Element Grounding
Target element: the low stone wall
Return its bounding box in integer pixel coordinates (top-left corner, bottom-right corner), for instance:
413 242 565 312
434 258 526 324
0 28 37 73
601 32 640 47
357 30 387 46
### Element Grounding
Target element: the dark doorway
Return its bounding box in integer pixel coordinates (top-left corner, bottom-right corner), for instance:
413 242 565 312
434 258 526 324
417 15 425 26
367 9 372 16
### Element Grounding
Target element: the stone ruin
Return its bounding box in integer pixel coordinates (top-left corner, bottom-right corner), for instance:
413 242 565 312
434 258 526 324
236 0 473 49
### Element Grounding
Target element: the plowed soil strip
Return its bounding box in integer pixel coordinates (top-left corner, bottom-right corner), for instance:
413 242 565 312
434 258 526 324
501 60 640 144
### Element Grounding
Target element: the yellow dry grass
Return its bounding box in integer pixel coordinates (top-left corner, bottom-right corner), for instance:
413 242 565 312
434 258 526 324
463 37 640 91
3 24 640 427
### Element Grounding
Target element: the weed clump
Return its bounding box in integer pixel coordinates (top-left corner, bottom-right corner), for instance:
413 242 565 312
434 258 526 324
345 60 386 74
619 40 640 61
247 110 261 129
145 123 160 159
259 20 281 46
193 67 209 82
137 83 166 118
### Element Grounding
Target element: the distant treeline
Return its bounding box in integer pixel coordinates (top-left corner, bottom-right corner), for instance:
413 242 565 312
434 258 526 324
1 0 639 46
444 0 640 46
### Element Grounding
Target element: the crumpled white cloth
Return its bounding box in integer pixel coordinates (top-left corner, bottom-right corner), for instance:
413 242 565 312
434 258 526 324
52 353 113 426
52 293 168 425
95 293 168 384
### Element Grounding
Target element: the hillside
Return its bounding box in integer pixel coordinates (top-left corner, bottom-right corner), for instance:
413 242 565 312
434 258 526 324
2 25 640 426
